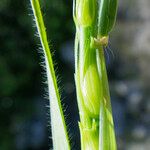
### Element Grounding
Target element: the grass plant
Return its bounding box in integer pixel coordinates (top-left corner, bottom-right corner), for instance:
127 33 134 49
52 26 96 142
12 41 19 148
30 0 118 149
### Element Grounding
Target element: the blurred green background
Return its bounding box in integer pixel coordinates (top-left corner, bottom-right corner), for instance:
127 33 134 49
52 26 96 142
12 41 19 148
0 0 150 150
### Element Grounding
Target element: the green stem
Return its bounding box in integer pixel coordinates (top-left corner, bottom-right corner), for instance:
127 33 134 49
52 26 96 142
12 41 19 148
74 19 116 150
75 26 100 149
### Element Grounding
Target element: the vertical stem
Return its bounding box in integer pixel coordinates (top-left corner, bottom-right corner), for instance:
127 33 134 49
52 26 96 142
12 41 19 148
74 0 117 149
75 27 100 150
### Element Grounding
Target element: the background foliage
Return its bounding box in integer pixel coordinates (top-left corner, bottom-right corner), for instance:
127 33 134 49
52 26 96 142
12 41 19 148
0 0 150 150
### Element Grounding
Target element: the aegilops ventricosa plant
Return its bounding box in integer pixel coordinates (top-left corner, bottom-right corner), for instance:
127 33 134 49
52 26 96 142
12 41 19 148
74 0 118 149
30 0 118 149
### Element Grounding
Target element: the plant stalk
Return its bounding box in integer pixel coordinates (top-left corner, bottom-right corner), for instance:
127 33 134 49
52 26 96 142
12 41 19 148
74 0 117 149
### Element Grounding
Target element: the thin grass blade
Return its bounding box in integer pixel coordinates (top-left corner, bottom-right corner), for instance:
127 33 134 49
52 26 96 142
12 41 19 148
99 49 117 150
30 0 70 149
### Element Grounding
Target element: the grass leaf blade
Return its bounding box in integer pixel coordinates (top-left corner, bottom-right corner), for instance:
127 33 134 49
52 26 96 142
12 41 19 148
30 0 70 149
99 49 117 150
